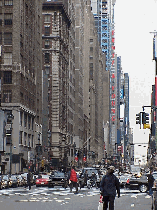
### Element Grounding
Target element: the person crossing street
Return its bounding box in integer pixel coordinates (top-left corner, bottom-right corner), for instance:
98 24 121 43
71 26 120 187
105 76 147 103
69 166 78 193
100 166 120 210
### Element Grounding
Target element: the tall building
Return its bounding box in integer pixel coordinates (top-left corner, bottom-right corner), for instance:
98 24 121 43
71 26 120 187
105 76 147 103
0 0 43 174
42 0 70 168
91 0 117 159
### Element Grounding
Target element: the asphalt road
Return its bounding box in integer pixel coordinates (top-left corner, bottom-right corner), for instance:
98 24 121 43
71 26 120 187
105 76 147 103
0 186 152 210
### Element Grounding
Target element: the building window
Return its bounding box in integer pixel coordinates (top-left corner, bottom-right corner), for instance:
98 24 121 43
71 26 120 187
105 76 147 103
45 40 50 49
31 135 33 148
20 112 23 126
45 26 50 36
24 113 27 128
4 0 13 5
0 14 2 26
45 66 50 75
71 149 73 157
3 90 12 103
0 33 2 45
28 116 31 129
24 132 27 146
6 135 11 144
19 131 22 144
4 33 12 45
4 53 12 65
28 134 31 147
45 15 51 22
0 1 2 6
3 71 12 84
32 118 34 130
45 53 50 63
4 13 12 25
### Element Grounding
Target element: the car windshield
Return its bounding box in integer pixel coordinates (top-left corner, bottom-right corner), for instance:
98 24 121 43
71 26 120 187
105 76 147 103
153 172 157 180
53 172 65 177
83 169 98 176
11 176 17 180
3 176 8 180
38 175 49 179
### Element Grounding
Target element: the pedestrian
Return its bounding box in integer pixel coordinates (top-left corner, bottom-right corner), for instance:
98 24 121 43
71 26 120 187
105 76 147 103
100 166 120 210
27 171 32 190
91 171 97 187
147 170 155 196
69 166 78 193
84 170 88 186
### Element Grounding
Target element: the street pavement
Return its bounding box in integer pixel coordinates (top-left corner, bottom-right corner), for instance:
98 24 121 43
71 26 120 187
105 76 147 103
0 186 152 210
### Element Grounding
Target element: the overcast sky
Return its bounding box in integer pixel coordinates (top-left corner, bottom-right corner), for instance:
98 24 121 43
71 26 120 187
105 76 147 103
114 0 157 158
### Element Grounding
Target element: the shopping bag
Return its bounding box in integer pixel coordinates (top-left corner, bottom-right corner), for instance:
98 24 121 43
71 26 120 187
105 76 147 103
98 202 103 210
98 195 103 210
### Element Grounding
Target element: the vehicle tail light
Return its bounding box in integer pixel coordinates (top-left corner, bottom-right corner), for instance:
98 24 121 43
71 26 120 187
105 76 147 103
126 179 130 184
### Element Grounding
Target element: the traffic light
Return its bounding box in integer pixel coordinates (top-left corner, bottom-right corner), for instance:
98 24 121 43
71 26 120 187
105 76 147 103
142 112 149 124
136 113 141 124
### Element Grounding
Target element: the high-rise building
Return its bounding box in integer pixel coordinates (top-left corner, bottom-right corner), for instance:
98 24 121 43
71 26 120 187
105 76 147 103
0 0 42 174
42 0 70 168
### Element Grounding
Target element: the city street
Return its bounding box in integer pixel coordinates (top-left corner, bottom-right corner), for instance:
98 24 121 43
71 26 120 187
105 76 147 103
0 186 152 210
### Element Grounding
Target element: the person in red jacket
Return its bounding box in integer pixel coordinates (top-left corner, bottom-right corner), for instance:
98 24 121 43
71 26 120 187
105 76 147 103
69 166 78 193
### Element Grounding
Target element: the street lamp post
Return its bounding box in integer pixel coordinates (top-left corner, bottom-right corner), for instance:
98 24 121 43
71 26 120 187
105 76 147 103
36 133 41 174
7 113 14 175
47 130 51 170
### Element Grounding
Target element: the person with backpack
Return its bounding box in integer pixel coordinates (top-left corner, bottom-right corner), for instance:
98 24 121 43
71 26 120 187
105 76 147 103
100 166 120 210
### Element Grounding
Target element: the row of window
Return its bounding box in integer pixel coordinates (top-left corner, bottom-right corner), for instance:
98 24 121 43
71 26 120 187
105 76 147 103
0 13 13 26
0 32 12 45
0 0 13 6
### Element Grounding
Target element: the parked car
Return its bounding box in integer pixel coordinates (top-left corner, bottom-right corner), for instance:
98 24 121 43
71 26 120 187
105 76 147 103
2 175 11 188
10 175 18 188
152 171 157 210
48 171 68 188
17 175 25 187
36 174 49 187
126 174 148 192
0 176 6 190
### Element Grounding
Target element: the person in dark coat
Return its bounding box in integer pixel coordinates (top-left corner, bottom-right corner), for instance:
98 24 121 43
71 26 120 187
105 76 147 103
27 171 32 190
147 170 155 195
69 166 78 193
100 166 120 210
84 170 88 186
